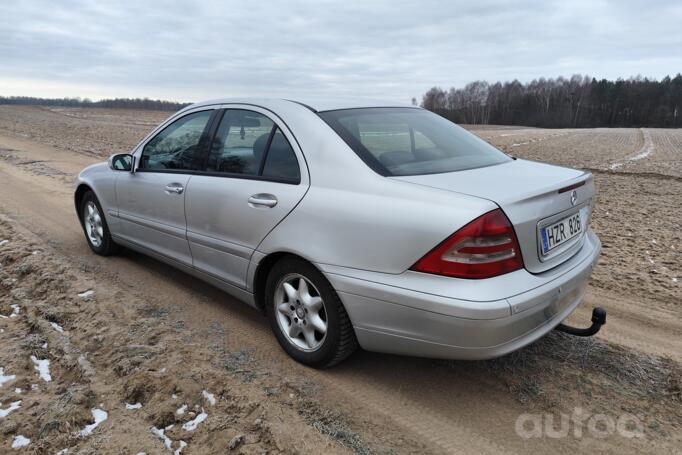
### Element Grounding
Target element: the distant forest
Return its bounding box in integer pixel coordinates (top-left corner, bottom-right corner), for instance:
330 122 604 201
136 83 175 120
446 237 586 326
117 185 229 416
0 96 188 111
421 74 682 128
3 74 681 127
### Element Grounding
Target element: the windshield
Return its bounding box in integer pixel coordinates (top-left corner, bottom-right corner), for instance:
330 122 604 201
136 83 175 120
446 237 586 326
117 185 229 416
319 108 511 176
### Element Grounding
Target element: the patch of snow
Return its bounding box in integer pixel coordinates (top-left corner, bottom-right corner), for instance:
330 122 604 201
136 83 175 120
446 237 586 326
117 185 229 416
151 426 173 450
630 143 653 161
78 290 95 298
176 404 187 415
673 277 678 283
0 400 21 417
41 342 48 349
202 390 216 406
55 449 68 455
126 402 142 410
172 394 178 400
30 384 38 390
15 388 22 394
151 430 186 455
0 304 22 320
30 356 51 382
175 441 187 455
11 435 30 449
79 408 108 436
0 240 8 246
50 322 64 333
611 129 654 170
182 409 207 431
0 367 16 387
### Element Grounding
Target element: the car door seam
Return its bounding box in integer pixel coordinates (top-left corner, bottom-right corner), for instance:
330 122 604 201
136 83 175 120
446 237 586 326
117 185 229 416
254 180 311 255
183 174 194 261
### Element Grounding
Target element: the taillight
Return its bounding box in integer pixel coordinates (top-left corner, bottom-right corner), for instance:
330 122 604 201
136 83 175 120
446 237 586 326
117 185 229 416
411 209 524 279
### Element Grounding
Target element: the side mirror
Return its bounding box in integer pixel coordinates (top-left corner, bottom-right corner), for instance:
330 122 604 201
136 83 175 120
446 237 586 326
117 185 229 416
108 153 135 172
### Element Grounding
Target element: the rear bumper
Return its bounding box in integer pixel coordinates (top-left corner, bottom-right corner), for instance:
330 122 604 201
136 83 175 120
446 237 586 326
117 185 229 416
323 230 601 360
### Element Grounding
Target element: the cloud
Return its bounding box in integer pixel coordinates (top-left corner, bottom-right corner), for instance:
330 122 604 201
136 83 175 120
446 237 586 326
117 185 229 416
1 0 681 102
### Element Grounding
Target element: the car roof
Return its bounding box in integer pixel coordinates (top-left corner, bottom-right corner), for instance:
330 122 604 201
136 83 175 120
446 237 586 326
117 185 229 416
184 97 418 113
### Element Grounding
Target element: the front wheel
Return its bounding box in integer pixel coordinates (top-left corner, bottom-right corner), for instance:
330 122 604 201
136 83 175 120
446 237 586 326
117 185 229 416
80 191 118 256
265 257 357 368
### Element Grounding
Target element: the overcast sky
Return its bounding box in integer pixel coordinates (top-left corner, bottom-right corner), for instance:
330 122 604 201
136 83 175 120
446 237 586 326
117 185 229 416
1 0 680 103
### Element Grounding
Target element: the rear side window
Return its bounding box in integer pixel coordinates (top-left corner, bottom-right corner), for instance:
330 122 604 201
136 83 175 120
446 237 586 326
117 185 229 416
261 129 300 181
207 110 274 175
140 110 213 171
206 109 300 183
319 108 511 176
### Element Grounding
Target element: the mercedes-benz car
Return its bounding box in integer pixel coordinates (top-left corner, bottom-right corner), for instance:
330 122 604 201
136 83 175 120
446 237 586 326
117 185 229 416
75 98 601 368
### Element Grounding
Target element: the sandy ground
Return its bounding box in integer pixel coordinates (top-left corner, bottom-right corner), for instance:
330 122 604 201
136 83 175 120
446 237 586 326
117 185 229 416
0 106 680 454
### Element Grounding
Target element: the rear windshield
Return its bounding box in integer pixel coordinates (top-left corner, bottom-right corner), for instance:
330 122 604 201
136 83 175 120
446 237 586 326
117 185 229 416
319 107 511 176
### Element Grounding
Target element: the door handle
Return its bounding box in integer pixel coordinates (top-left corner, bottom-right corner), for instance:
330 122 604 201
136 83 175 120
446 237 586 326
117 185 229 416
248 193 278 208
165 183 184 194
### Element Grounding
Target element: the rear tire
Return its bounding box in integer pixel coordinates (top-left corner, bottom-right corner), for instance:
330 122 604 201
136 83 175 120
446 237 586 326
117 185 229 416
80 191 118 256
265 257 357 368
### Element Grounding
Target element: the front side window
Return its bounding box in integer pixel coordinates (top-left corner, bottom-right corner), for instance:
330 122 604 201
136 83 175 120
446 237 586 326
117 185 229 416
140 110 213 171
319 108 511 176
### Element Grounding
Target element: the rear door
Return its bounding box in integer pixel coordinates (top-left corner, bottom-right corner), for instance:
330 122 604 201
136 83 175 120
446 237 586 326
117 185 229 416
184 107 309 287
115 109 216 265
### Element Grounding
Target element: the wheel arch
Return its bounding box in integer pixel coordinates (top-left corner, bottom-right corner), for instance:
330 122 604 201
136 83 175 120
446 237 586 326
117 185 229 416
74 183 94 221
252 252 328 313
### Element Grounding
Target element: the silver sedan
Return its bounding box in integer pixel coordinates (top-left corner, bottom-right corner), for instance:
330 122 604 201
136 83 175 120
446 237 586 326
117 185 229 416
75 98 601 367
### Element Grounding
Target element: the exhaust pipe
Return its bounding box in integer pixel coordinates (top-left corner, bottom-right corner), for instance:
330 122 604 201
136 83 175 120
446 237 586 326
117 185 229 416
555 307 606 337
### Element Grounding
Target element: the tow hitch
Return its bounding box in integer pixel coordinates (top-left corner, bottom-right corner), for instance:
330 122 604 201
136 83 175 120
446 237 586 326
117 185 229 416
555 307 606 337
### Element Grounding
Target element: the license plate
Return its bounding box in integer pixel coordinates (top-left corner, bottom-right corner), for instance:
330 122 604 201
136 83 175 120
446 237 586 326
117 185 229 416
540 211 582 255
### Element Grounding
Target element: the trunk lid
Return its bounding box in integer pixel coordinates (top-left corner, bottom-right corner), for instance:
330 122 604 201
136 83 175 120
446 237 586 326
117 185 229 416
393 159 594 274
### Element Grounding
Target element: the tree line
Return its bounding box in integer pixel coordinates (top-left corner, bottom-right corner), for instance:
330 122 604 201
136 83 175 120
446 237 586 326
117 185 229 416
0 96 188 111
421 74 682 128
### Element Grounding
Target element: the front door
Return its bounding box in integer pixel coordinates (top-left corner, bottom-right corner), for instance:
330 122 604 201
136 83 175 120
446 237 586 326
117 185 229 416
116 109 215 265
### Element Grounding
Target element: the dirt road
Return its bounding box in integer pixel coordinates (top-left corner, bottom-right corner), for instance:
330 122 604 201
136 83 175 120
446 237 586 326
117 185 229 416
0 107 680 454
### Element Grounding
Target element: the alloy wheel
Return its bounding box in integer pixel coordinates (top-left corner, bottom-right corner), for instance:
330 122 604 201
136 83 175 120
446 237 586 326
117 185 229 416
274 273 328 352
83 201 104 248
